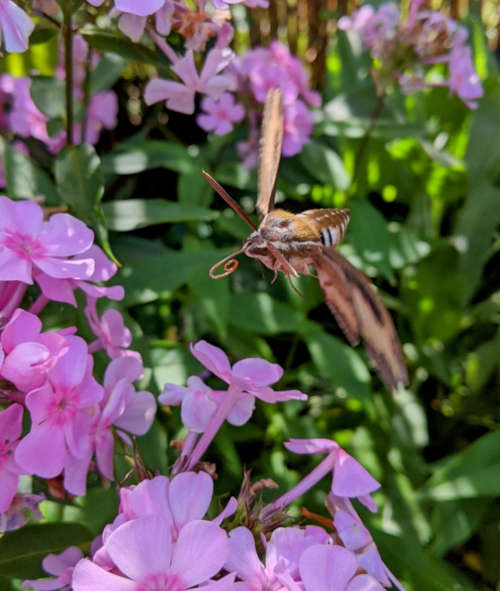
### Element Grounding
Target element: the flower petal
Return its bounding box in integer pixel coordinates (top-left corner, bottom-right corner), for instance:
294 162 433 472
171 520 228 586
190 340 231 381
72 558 136 591
107 516 172 580
299 545 358 591
169 471 213 529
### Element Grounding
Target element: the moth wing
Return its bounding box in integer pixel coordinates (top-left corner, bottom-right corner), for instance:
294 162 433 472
257 88 284 221
311 249 409 391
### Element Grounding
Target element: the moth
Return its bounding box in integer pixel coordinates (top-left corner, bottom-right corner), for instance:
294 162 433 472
202 89 408 391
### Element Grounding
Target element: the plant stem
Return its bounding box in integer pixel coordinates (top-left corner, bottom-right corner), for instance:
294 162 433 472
351 91 385 187
63 4 74 146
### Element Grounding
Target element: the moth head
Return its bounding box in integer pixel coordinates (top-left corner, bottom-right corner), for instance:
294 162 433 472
259 209 295 242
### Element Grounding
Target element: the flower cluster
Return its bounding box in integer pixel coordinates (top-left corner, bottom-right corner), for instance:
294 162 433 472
0 37 117 188
338 0 483 108
23 340 405 591
0 197 156 527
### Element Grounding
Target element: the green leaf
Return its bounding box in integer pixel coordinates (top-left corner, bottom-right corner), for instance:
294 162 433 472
0 523 92 578
300 140 350 190
30 28 58 45
229 292 308 335
466 77 500 185
90 53 126 94
373 529 479 591
465 332 500 392
30 77 66 119
430 499 490 556
118 248 228 306
304 327 372 404
102 199 216 231
82 30 163 66
102 141 203 176
149 346 201 390
420 431 500 500
54 144 116 262
349 199 395 282
0 140 60 205
454 180 500 304
54 144 104 221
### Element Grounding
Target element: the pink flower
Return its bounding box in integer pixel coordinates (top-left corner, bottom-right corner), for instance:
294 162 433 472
23 546 84 591
85 302 140 361
0 492 44 532
197 93 245 135
91 357 155 480
298 545 386 591
115 0 164 16
0 198 95 285
226 525 330 588
0 309 70 392
72 516 234 591
448 45 483 109
35 245 124 308
328 495 405 591
0 0 34 53
145 48 234 114
160 375 254 432
282 100 314 157
190 340 306 404
0 404 24 513
6 77 51 145
14 337 103 491
260 438 380 521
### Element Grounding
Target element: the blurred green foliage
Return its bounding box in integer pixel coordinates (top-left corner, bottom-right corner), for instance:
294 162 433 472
2 13 499 591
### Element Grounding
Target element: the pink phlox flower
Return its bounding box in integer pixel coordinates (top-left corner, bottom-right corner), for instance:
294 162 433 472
327 495 406 591
0 281 27 328
160 375 254 432
0 309 70 392
14 337 104 488
77 90 119 145
23 546 84 591
282 100 314 157
338 4 399 58
72 515 234 591
285 439 380 512
0 197 95 285
85 300 140 362
56 35 99 95
7 77 51 144
298 544 386 591
0 403 24 513
35 245 124 308
212 0 269 8
92 356 155 480
117 472 235 539
115 0 165 16
0 492 44 533
447 45 483 109
226 525 329 588
0 0 34 53
111 1 173 42
190 340 307 404
144 48 235 114
197 92 245 135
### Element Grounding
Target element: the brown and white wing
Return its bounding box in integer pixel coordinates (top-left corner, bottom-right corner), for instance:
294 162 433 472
311 249 409 391
257 89 284 221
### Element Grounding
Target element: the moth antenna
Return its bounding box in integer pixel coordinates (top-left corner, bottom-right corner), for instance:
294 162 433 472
209 247 245 279
202 170 257 231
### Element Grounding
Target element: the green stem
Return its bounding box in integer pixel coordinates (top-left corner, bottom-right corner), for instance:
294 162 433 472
63 5 73 146
82 48 93 144
351 92 385 187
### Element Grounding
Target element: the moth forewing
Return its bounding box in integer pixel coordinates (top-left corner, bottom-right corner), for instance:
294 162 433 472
257 88 284 221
